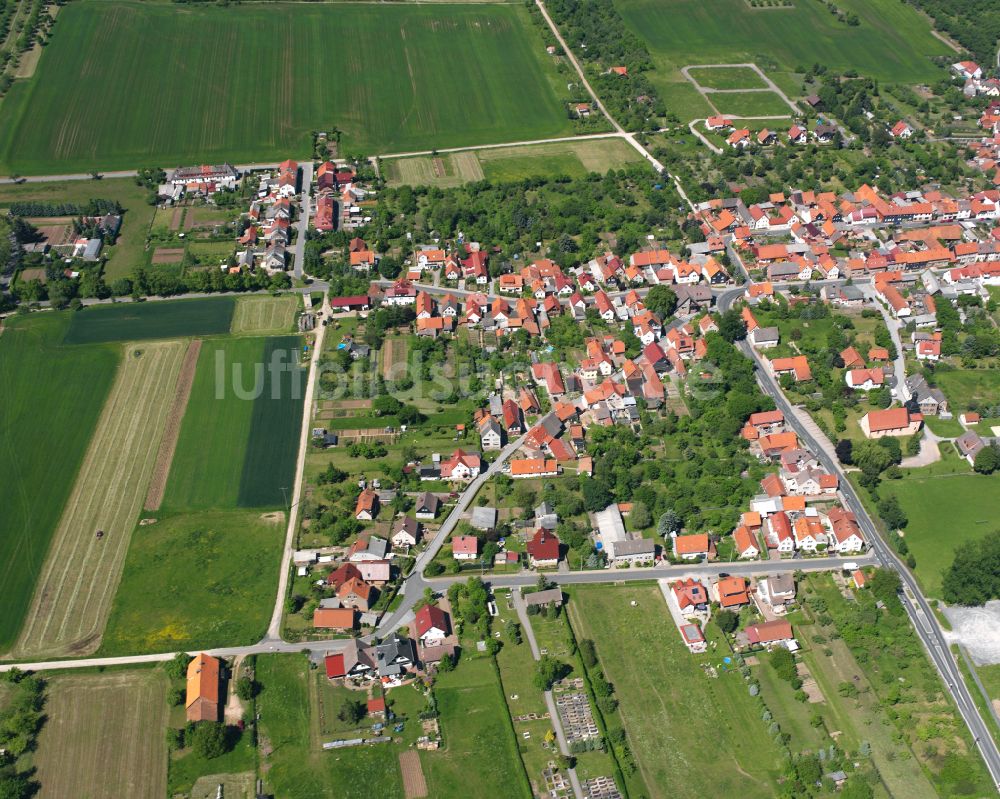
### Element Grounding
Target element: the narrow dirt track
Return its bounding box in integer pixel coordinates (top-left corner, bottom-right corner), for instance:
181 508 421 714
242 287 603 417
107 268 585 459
144 339 202 511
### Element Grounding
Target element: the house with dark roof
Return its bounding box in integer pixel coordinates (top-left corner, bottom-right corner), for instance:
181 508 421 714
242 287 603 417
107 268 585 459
376 633 417 678
415 492 441 520
526 529 560 568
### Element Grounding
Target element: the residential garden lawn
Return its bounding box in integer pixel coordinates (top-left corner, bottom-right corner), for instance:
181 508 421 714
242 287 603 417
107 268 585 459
712 90 794 118
163 335 304 510
99 510 284 654
753 636 832 752
0 312 118 652
880 470 1000 597
14 340 187 659
64 296 236 344
33 670 169 799
0 177 156 280
256 653 405 799
231 294 300 335
934 368 1000 413
0 1 573 172
686 66 767 90
422 654 532 799
615 0 949 120
923 414 965 437
567 584 784 799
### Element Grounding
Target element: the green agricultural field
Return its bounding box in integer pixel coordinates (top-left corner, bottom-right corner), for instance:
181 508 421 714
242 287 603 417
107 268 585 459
0 1 573 172
163 335 304 510
687 66 767 89
237 335 306 507
64 296 236 344
615 0 949 120
881 471 1000 597
568 584 784 799
15 340 187 659
256 654 405 799
712 90 795 117
0 313 118 653
100 510 284 654
934 369 1000 414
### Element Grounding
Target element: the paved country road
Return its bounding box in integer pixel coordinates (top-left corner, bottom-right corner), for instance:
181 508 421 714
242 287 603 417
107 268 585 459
717 290 1000 788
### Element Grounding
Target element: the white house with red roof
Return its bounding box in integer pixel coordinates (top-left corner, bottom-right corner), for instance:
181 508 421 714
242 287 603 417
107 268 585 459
439 449 481 481
414 604 450 645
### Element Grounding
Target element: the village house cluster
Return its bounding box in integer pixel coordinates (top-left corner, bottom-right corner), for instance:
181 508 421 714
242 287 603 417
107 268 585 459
695 183 1000 285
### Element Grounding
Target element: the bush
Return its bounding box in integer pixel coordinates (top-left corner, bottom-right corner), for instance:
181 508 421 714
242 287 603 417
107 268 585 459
191 722 229 759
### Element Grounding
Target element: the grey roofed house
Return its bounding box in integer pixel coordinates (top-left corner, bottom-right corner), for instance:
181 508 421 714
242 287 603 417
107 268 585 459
751 326 780 346
607 538 656 559
393 516 420 542
319 597 342 609
362 536 389 560
535 501 558 530
766 261 804 279
340 638 377 676
673 284 713 312
376 633 416 677
470 505 498 531
905 374 948 415
415 492 441 519
524 587 563 607
82 238 103 261
489 394 504 417
955 430 987 462
541 414 563 437
763 573 795 600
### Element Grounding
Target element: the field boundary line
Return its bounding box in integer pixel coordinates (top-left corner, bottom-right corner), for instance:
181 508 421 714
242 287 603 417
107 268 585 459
144 339 202 511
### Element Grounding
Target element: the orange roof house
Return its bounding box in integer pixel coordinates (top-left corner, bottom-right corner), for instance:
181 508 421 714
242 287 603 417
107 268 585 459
186 653 221 723
716 576 750 608
674 533 711 558
770 356 812 382
314 607 357 630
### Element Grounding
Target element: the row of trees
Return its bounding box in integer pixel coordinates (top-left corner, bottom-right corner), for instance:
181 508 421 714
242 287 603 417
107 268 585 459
0 669 46 799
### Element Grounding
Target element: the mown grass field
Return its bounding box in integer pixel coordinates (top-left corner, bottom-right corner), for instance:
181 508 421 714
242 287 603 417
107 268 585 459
0 1 573 172
881 471 1000 598
64 296 236 344
0 313 118 653
163 335 304 510
34 670 169 799
616 0 949 120
256 654 405 799
14 340 186 658
934 368 1000 414
712 90 795 117
384 138 643 187
567 584 784 799
231 294 299 335
100 510 284 655
686 66 766 89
